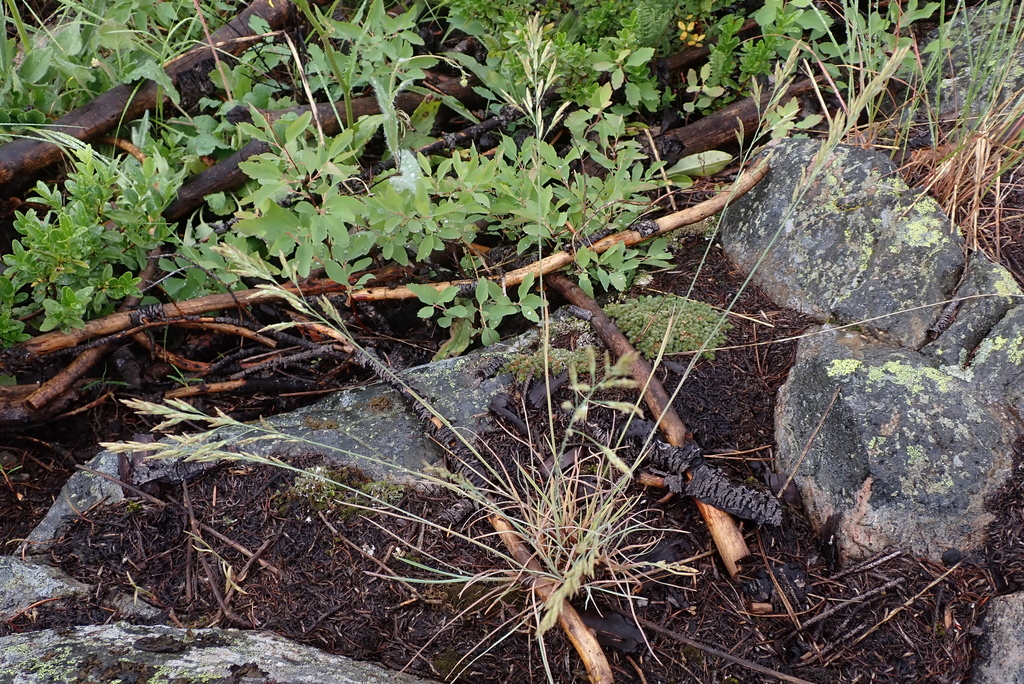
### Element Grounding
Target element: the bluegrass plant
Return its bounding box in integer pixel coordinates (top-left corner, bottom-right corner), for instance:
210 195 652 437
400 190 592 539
888 0 1024 256
103 242 698 679
12 0 1024 677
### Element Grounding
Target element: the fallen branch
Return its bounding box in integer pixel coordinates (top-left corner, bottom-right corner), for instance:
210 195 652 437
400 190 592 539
24 249 160 410
652 79 818 161
5 159 768 370
544 273 750 577
348 157 771 303
490 514 614 684
0 0 321 195
2 280 345 366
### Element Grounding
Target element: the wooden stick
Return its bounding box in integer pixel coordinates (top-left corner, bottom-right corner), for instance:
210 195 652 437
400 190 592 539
350 159 770 303
0 0 322 194
544 273 750 577
490 514 614 684
5 159 769 367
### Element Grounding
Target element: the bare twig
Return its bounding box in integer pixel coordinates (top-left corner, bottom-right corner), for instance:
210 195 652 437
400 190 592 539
637 617 817 684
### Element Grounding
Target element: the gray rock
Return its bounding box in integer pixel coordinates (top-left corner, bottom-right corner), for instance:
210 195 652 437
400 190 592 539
968 305 1024 416
22 449 123 552
0 556 88 621
0 622 441 684
971 591 1024 684
719 139 964 349
775 326 1017 560
0 555 163 625
225 350 510 480
921 253 1023 368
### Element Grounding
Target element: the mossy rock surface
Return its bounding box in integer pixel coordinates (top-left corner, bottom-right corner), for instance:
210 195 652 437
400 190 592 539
776 326 1017 561
719 139 964 350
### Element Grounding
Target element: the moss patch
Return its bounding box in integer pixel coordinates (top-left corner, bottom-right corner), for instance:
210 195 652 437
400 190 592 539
604 295 730 360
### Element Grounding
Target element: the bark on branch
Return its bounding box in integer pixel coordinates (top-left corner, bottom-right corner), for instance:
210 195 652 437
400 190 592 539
0 0 321 195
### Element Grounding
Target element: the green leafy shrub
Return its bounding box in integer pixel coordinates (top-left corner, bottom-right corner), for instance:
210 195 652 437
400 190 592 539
0 143 184 342
224 13 672 355
605 294 730 359
0 0 232 124
439 0 690 110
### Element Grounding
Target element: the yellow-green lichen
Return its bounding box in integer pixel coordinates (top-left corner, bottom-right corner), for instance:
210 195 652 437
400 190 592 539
940 364 974 382
1007 335 1024 365
973 335 1008 365
827 359 862 377
865 361 958 393
992 268 1022 297
867 435 887 454
891 208 946 252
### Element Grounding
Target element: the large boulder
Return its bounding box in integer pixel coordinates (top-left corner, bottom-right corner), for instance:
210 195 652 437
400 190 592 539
719 139 964 349
775 325 1017 559
720 138 1023 562
972 592 1024 684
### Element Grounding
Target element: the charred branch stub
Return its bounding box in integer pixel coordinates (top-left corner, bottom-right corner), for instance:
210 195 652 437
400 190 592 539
588 418 782 527
683 462 782 527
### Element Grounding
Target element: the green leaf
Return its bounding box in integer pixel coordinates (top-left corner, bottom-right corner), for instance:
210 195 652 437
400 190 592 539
407 282 442 305
19 48 52 82
625 48 654 68
409 98 441 135
517 273 536 300
97 20 135 50
284 112 313 144
664 151 733 179
123 60 180 106
610 68 625 90
434 317 474 359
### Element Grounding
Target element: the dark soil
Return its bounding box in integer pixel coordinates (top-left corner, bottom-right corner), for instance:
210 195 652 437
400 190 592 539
4 233 1024 683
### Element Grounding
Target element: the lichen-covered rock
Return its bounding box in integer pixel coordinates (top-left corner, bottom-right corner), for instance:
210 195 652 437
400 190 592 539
966 305 1024 414
776 326 1017 561
719 139 964 349
0 622 441 684
0 556 89 621
921 254 1022 368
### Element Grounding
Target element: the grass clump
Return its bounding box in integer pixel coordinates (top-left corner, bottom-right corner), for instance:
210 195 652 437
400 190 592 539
605 295 730 359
